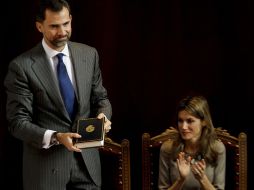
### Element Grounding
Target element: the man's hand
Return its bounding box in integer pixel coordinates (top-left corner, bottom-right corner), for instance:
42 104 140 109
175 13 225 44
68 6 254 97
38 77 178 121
97 113 112 133
56 132 82 152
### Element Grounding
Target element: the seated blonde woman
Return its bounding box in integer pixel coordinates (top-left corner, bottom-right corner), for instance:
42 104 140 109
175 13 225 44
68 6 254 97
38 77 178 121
158 95 225 190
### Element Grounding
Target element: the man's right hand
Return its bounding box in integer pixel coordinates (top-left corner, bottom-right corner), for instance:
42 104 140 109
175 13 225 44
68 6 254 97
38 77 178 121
56 132 82 152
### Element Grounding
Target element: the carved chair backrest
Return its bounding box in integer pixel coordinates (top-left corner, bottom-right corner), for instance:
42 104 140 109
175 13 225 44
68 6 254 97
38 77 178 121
142 127 247 190
99 137 131 190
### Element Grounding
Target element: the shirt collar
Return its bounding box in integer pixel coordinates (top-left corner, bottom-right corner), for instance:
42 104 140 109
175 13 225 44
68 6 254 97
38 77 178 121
42 38 70 59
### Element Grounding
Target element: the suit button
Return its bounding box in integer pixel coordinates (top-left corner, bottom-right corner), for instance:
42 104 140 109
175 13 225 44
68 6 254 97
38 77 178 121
52 169 57 174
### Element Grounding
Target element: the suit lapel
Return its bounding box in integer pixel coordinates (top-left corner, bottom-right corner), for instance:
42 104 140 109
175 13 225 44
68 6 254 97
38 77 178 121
31 46 69 119
69 43 89 111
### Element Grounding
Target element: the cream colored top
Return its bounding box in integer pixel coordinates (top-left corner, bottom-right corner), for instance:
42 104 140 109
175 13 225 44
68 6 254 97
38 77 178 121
158 140 226 190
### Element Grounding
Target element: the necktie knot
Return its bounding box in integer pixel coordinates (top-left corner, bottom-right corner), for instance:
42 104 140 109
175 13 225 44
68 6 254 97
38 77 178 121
56 53 64 62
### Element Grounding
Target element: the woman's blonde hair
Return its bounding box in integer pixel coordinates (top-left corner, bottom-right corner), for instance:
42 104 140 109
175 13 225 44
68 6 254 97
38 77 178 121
176 95 219 164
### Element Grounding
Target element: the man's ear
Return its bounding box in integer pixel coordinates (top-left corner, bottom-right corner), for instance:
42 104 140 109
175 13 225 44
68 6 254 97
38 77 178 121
36 22 42 32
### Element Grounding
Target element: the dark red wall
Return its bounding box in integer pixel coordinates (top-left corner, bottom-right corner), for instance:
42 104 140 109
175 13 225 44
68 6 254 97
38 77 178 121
1 0 253 189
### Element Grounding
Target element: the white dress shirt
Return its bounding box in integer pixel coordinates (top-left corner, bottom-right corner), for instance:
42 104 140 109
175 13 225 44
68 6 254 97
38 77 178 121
41 39 77 148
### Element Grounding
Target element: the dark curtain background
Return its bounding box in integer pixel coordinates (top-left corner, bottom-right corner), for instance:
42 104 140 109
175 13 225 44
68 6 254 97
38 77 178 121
1 0 253 189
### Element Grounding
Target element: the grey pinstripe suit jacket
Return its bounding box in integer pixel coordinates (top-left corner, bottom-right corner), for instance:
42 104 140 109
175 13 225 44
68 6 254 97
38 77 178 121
4 41 112 190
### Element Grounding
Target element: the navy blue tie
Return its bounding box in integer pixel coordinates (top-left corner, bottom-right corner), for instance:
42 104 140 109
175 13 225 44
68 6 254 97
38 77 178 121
56 53 77 120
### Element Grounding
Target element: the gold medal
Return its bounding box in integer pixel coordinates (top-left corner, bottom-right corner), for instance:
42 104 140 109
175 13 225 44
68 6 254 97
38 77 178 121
86 125 95 132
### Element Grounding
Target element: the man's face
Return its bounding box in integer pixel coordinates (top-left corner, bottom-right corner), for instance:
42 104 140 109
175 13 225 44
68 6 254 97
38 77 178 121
36 7 72 51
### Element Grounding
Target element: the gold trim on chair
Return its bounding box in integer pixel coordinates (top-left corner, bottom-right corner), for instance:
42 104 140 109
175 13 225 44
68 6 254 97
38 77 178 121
142 127 247 190
215 128 247 190
100 137 131 190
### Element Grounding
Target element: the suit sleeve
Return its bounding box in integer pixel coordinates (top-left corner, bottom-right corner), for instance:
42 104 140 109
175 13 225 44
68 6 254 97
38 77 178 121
4 60 46 148
90 49 112 119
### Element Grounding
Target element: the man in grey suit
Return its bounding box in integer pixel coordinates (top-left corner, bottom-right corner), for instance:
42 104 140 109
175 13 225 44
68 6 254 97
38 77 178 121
4 0 112 189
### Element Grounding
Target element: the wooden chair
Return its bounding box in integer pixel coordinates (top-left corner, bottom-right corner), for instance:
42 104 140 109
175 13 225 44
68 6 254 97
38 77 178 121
142 127 247 190
99 137 131 190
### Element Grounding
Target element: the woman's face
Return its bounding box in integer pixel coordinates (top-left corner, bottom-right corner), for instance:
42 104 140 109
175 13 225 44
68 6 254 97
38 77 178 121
177 110 203 143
